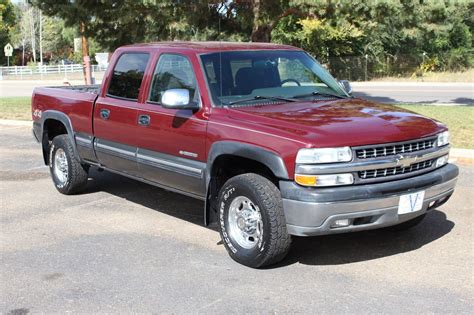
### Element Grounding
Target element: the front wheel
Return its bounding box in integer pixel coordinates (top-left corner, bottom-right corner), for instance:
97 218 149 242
49 134 89 195
218 173 291 268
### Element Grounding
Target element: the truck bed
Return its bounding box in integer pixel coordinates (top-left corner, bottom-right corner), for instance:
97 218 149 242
46 84 101 94
32 85 101 135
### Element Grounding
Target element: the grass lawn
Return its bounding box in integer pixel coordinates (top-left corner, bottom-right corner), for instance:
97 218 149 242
397 104 474 149
0 97 31 121
372 68 474 82
0 96 472 148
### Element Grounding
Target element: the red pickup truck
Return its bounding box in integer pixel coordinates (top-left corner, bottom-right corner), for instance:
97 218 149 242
32 42 458 268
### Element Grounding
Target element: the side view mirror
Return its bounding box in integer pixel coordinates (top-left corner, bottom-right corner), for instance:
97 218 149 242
161 89 199 110
339 80 352 95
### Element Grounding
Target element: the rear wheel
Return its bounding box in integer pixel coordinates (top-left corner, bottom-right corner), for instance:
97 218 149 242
218 173 291 268
49 134 89 194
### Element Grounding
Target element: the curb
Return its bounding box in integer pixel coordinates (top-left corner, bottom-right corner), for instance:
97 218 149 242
0 119 31 126
450 148 474 166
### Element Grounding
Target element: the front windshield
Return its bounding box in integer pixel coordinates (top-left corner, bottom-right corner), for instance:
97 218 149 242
200 50 348 106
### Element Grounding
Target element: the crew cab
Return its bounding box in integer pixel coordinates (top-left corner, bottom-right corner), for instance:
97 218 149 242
32 42 458 268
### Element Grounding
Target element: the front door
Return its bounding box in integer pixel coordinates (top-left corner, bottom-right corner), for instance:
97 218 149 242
134 53 208 197
93 52 150 175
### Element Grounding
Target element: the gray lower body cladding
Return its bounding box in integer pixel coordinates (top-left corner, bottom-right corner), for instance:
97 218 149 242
280 164 458 236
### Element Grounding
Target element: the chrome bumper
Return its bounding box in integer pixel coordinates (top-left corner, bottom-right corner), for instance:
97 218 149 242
280 164 458 236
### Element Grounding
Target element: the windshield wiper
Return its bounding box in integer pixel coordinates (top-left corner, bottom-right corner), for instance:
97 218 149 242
226 95 297 106
293 91 347 100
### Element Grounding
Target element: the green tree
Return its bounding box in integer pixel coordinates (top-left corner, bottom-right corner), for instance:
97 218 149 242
29 0 107 83
24 0 473 78
0 0 15 66
41 17 73 60
273 0 473 77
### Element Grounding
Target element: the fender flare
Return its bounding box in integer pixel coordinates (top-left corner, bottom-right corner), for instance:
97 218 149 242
39 110 80 164
204 141 290 225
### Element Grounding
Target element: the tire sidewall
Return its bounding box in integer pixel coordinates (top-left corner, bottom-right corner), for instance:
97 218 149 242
49 136 72 193
218 178 272 267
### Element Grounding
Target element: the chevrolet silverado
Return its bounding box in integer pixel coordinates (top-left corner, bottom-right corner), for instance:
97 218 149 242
32 42 458 268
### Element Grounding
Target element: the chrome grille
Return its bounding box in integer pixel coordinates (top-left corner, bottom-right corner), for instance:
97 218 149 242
359 159 435 179
356 138 436 159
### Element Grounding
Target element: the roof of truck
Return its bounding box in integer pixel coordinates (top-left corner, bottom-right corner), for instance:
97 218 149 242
123 41 301 52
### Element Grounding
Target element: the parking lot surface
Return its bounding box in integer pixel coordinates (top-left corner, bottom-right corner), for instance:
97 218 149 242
1 124 473 313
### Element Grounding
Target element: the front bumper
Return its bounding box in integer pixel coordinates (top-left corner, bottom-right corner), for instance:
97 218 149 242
280 164 458 236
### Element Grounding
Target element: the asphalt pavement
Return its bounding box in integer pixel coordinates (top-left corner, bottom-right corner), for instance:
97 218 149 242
352 82 474 105
1 124 473 313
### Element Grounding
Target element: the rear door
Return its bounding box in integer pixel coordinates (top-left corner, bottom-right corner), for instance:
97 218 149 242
93 52 150 175
134 53 208 198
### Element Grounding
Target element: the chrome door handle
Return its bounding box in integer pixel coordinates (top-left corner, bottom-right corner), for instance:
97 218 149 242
138 114 150 126
100 109 110 120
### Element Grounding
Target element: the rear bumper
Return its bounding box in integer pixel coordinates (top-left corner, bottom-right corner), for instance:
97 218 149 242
280 164 458 236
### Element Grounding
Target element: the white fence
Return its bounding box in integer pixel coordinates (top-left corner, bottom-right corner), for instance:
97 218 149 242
0 64 108 77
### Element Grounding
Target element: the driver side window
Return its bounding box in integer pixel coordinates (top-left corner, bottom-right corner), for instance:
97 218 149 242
148 54 197 104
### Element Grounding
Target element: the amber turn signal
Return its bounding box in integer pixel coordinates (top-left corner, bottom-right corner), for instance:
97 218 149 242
295 173 354 187
295 174 317 186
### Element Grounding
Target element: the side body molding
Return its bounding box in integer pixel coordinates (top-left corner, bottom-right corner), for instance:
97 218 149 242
35 110 80 164
204 141 290 225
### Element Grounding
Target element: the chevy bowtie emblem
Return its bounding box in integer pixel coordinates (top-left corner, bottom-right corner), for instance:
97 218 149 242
396 154 418 168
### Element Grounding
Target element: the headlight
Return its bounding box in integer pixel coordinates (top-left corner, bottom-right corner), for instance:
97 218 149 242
295 173 354 187
437 131 449 147
296 147 352 164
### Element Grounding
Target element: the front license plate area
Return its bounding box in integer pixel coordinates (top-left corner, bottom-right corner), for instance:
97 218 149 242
398 191 425 214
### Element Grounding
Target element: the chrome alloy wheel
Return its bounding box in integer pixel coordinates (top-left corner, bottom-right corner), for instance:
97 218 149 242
227 196 263 249
54 148 68 185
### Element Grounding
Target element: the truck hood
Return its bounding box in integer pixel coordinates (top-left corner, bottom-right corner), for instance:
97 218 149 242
227 98 445 147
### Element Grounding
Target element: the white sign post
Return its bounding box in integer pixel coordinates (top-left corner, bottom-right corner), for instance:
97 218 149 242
4 43 13 67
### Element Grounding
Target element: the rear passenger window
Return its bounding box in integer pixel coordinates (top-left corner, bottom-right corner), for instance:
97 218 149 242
148 54 198 104
107 53 149 100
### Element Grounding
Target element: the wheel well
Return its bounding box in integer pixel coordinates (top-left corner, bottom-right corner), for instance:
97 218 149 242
42 119 68 165
206 154 279 225
44 119 67 141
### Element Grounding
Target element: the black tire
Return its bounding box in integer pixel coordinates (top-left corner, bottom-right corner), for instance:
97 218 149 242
387 214 427 231
217 173 291 268
49 134 89 195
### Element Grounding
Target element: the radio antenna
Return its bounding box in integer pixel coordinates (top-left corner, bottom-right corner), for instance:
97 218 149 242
219 6 223 100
